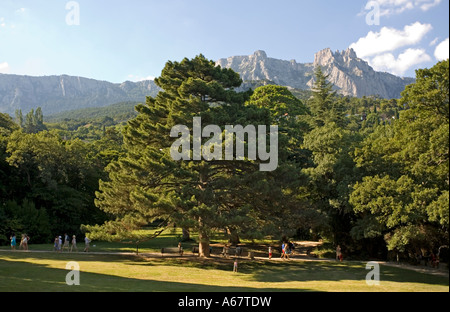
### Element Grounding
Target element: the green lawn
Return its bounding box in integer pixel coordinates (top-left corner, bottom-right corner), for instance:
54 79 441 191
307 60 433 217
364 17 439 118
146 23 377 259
0 250 448 292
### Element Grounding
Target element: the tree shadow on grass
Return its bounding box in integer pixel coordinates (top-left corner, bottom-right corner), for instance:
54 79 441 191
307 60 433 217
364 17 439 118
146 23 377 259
0 250 145 264
0 258 318 292
2 252 447 291
135 257 449 288
245 260 449 287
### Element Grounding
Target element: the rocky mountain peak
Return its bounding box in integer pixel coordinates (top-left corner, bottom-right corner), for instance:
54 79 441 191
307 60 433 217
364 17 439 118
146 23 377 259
314 48 334 67
1 49 417 116
314 48 361 68
253 50 268 59
310 48 414 98
217 49 414 99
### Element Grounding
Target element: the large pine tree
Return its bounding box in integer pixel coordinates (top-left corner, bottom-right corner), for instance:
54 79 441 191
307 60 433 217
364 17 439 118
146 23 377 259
89 55 313 256
91 56 249 255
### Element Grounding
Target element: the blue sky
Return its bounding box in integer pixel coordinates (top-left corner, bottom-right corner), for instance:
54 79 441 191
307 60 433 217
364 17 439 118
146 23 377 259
1 0 448 83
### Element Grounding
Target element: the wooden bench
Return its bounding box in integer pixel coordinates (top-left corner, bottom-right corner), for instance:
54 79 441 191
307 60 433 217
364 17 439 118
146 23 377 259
222 247 245 257
191 246 253 259
192 246 216 255
161 247 183 256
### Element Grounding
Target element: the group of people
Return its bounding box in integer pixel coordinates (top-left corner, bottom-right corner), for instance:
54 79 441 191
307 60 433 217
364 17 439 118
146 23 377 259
280 241 295 259
414 251 440 268
265 242 295 260
54 234 75 252
9 232 91 252
54 234 91 252
9 234 30 251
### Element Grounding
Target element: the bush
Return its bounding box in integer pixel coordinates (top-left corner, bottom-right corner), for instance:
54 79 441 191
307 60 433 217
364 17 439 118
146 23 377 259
0 200 52 245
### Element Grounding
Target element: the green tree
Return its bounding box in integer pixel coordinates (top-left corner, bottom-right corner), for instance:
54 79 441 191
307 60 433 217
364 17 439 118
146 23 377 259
245 85 311 165
89 55 311 256
240 85 315 241
90 55 247 256
350 60 449 257
1 200 52 243
1 113 20 244
308 67 345 127
5 130 106 239
303 68 363 250
302 122 360 244
15 109 23 128
23 107 47 134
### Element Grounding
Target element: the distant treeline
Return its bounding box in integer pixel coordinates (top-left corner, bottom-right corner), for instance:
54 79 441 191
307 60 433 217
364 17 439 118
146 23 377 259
44 101 140 124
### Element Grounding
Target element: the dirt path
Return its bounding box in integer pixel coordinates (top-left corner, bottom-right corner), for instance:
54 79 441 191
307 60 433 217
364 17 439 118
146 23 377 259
378 261 449 277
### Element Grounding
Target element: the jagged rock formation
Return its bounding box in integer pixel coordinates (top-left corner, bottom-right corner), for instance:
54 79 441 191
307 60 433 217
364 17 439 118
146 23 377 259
311 48 415 98
0 74 160 115
217 49 415 99
1 48 416 116
216 50 314 90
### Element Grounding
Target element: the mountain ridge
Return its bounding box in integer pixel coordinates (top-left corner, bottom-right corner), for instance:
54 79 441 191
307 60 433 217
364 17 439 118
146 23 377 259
1 48 415 116
216 48 415 99
0 73 160 116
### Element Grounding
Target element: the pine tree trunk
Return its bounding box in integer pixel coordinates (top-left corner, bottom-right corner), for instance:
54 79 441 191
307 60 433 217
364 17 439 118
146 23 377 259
197 171 210 257
198 230 210 257
182 228 190 241
227 227 240 246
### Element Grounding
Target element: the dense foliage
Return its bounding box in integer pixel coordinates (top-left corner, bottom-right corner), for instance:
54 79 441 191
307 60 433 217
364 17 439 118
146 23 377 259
1 57 447 262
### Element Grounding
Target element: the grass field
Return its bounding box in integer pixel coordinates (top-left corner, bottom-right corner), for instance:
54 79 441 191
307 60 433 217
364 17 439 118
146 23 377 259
1 230 448 292
1 249 448 292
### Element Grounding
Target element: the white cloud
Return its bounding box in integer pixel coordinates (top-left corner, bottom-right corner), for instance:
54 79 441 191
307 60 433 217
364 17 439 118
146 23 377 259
418 0 442 11
434 38 449 61
362 0 442 16
429 37 439 46
369 48 431 76
350 22 432 58
0 62 10 74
